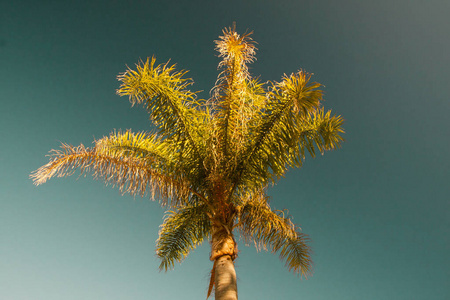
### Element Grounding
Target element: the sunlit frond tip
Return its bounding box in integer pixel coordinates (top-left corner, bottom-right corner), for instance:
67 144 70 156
116 56 196 106
215 24 256 67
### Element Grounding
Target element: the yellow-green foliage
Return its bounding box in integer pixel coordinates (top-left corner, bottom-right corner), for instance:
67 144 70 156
32 25 344 278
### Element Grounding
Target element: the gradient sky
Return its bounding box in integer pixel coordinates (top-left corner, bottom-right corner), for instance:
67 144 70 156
1 1 449 299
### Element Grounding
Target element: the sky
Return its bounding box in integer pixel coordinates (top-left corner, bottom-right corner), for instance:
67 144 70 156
1 0 449 299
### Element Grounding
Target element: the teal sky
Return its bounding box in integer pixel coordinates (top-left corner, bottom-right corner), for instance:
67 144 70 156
1 1 449 299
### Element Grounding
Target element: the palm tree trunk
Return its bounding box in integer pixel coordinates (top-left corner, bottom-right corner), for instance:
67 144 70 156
214 255 237 300
209 222 238 300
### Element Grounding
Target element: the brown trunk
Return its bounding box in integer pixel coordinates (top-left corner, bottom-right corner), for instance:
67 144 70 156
209 222 238 300
214 255 237 300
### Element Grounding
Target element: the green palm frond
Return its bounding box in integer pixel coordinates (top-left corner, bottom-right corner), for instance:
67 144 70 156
157 204 211 271
234 71 344 192
117 57 209 158
237 192 313 277
95 129 171 165
31 142 196 206
228 77 267 159
296 108 345 158
271 71 324 115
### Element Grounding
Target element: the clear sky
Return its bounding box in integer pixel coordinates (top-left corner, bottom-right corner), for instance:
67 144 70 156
1 0 449 299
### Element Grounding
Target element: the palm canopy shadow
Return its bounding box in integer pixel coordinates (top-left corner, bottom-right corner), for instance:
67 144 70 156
31 25 344 299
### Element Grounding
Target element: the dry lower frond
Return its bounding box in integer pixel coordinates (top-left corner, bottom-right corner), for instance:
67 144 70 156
95 130 169 164
237 192 313 278
156 204 211 271
31 143 194 206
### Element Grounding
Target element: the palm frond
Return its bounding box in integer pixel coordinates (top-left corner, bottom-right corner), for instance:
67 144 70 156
95 129 171 165
234 71 344 191
212 24 256 106
209 25 258 166
30 142 196 206
117 57 209 158
237 192 313 277
156 204 211 271
296 108 345 158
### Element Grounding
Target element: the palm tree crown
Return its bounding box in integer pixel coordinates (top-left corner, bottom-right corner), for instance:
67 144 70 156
32 25 344 299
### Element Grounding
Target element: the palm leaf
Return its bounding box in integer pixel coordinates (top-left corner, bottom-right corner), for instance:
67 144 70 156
156 204 211 271
95 129 171 165
117 57 209 159
30 142 196 206
210 25 258 164
234 71 344 192
237 192 312 277
295 108 345 158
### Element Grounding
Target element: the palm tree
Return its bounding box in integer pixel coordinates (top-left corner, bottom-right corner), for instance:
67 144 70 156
31 25 344 300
